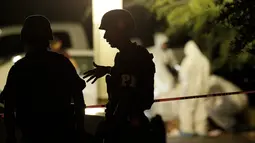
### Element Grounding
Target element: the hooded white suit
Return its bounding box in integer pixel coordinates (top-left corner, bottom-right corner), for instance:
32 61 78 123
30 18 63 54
178 40 210 135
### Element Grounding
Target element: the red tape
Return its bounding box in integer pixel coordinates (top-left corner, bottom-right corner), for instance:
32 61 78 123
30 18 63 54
86 90 255 108
0 90 254 118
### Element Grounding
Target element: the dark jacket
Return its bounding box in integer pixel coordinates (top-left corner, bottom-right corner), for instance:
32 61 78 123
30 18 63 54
2 50 85 142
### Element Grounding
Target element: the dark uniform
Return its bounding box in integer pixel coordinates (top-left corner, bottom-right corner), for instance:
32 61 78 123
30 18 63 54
3 51 85 143
104 43 155 143
2 15 86 143
105 43 155 120
83 9 156 143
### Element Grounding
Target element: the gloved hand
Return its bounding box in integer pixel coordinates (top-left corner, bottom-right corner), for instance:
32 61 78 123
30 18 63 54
83 62 111 84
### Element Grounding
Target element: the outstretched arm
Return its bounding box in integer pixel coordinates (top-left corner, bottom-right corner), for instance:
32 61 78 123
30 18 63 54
83 62 112 84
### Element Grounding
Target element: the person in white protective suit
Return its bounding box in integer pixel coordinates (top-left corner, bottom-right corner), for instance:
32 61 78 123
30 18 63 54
178 40 211 136
207 75 248 135
150 47 182 129
146 33 177 120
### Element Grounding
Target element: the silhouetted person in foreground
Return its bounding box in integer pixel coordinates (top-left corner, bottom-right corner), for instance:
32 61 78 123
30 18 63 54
2 15 86 143
83 9 155 143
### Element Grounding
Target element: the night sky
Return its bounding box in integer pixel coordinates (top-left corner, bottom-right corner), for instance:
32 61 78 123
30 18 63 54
0 0 88 26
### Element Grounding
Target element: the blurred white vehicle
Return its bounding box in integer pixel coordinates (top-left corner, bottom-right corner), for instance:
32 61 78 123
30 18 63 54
0 22 90 89
0 49 97 106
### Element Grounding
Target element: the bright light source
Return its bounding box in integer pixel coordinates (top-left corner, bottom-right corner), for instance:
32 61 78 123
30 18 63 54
92 0 123 24
92 0 122 99
85 108 105 115
12 55 22 63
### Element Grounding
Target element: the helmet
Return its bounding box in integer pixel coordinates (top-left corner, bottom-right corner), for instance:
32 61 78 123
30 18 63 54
99 9 135 33
21 15 53 43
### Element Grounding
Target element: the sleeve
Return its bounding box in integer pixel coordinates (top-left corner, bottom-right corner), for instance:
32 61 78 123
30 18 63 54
1 66 18 103
64 57 86 91
2 66 18 139
63 57 86 109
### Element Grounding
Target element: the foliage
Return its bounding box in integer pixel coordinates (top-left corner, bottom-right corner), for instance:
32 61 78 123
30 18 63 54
151 0 254 71
217 0 255 55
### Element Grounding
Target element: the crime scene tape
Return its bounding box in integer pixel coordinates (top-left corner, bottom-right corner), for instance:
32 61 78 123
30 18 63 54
86 90 255 108
0 90 255 118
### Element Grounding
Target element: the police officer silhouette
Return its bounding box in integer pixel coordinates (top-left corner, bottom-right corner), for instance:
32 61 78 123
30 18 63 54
2 15 86 143
83 9 155 143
